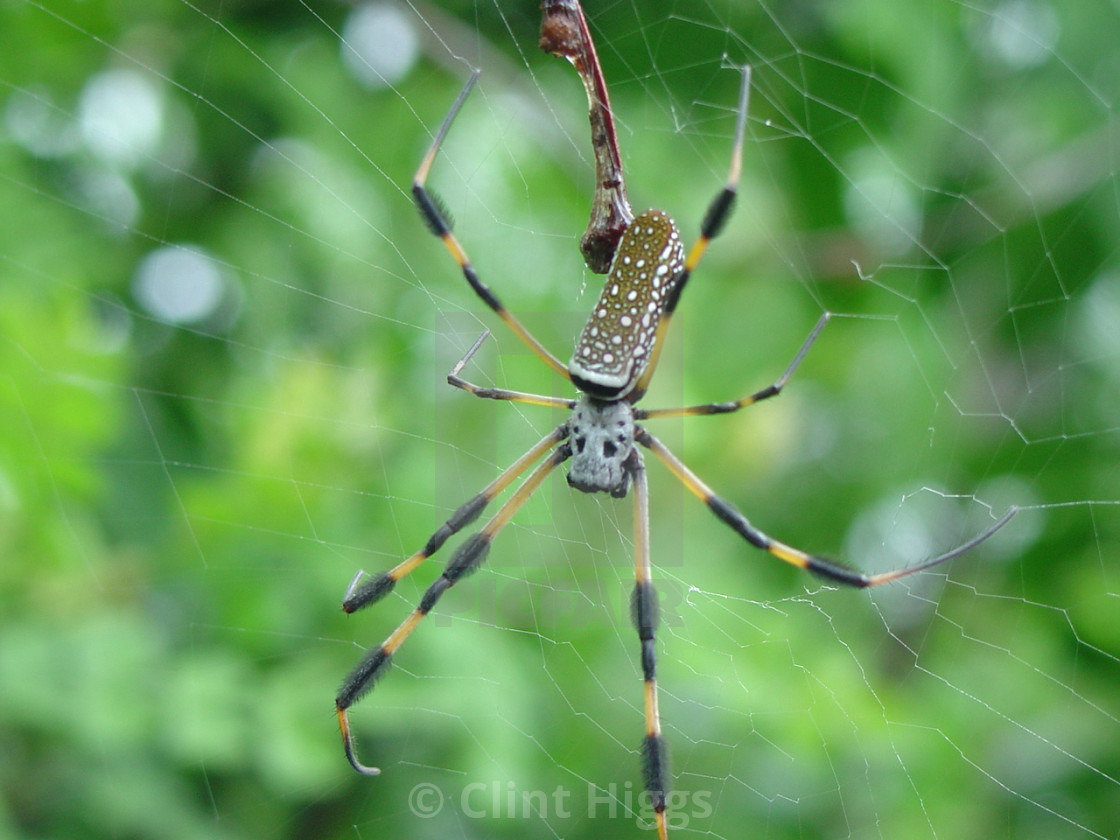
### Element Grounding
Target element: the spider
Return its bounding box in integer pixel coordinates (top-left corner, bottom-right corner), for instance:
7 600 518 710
335 67 1015 839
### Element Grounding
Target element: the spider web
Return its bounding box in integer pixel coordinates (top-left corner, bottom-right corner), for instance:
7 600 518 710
2 1 1119 839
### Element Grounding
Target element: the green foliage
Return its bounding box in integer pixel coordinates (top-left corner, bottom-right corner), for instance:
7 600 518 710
2 2 1118 839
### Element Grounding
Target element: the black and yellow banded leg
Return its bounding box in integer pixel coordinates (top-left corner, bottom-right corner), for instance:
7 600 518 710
413 72 571 382
636 313 830 421
636 427 1016 588
342 426 569 615
336 442 573 776
628 451 670 840
447 330 578 410
632 66 750 399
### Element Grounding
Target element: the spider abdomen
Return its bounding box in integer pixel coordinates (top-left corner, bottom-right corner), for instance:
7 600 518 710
568 209 684 399
566 396 636 498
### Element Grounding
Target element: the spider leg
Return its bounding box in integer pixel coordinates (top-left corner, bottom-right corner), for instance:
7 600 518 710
448 330 577 409
413 72 571 381
628 450 670 840
636 427 1015 587
632 65 751 398
342 426 568 614
636 313 829 420
336 441 573 775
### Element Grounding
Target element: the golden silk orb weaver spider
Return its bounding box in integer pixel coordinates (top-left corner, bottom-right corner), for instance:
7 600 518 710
335 67 1016 839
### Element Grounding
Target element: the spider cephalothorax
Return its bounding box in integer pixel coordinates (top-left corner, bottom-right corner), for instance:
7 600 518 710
566 395 636 498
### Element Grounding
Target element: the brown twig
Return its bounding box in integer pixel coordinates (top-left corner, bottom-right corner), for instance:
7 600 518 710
540 0 633 273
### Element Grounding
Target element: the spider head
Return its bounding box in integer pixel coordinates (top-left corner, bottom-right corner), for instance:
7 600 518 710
566 396 635 498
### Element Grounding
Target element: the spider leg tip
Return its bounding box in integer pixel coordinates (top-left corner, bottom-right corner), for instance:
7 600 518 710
342 737 383 776
338 708 383 777
351 760 382 777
